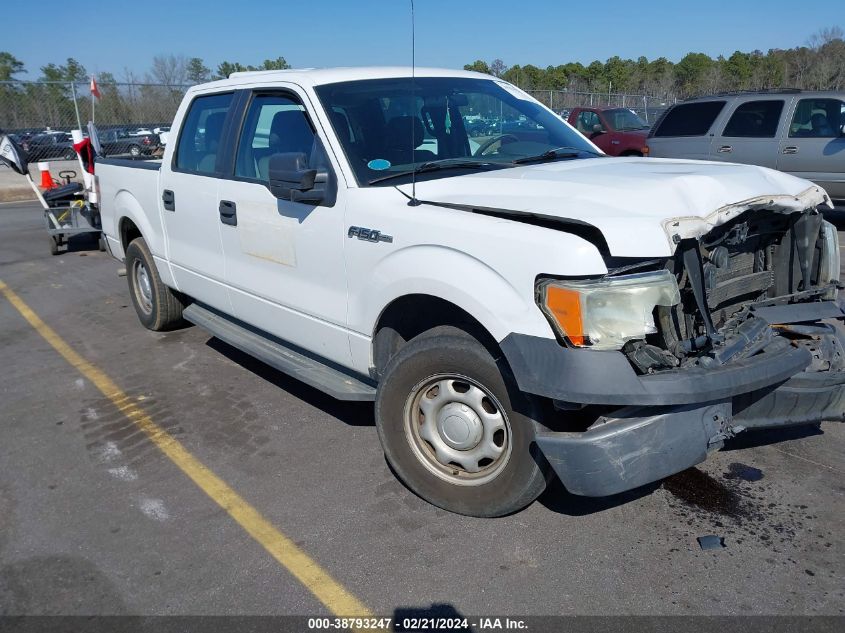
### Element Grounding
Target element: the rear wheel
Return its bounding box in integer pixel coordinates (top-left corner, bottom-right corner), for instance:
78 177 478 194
129 145 141 158
375 327 550 517
125 237 186 330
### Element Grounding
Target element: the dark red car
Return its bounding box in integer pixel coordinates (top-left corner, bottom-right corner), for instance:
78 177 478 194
567 107 650 156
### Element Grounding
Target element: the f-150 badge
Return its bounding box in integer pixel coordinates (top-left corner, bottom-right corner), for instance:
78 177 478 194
348 226 393 243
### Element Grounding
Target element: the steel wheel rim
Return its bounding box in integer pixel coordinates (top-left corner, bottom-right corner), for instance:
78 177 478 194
130 146 140 157
132 259 153 314
403 373 512 486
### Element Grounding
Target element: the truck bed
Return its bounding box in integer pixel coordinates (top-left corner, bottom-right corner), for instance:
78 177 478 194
97 157 164 263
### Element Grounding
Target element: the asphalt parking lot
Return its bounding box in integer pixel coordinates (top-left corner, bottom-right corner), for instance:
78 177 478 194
0 200 843 623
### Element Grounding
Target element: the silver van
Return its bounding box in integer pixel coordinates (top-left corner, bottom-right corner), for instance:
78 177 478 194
647 90 845 202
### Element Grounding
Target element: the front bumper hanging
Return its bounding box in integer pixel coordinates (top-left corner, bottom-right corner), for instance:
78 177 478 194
501 300 845 497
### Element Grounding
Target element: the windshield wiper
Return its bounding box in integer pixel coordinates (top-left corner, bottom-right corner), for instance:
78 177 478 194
367 159 500 185
511 146 604 165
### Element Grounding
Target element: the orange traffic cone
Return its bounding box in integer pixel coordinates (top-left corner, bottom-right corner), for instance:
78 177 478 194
38 162 55 190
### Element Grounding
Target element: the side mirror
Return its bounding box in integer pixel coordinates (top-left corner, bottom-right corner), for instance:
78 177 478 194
268 152 325 204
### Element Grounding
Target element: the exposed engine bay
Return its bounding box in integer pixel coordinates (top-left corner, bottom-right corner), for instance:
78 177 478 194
620 208 843 374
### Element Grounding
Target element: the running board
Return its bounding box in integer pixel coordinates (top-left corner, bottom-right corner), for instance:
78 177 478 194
183 303 376 401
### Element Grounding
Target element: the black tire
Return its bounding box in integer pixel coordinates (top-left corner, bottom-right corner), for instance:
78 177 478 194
375 327 550 517
63 149 76 160
125 237 186 331
49 235 60 256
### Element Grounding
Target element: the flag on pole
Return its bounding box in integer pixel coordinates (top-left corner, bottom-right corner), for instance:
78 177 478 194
90 76 101 100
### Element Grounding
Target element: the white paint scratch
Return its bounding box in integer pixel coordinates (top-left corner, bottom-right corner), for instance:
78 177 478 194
107 466 138 482
96 441 122 462
74 378 85 390
138 497 169 522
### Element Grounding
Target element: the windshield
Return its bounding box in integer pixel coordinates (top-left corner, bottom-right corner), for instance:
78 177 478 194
314 77 598 186
604 108 649 131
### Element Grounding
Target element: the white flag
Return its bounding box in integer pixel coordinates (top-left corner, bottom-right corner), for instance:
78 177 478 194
0 134 27 175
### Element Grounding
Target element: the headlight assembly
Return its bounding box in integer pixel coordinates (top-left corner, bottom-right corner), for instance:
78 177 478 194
819 220 841 299
537 270 681 350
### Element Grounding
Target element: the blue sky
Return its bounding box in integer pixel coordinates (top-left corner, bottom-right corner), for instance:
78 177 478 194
4 0 841 79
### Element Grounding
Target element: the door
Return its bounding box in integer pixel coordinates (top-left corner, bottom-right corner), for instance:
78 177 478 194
647 100 726 160
216 89 352 367
159 91 235 312
574 110 610 152
709 98 786 168
778 96 845 201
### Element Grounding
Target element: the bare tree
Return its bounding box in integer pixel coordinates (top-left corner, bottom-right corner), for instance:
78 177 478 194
148 54 188 86
489 59 507 78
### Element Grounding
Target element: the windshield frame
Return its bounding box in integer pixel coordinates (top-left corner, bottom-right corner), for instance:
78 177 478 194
313 76 600 187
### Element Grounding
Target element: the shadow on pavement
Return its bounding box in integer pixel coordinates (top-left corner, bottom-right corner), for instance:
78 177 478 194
536 475 660 517
393 604 475 632
721 423 823 451
205 337 375 427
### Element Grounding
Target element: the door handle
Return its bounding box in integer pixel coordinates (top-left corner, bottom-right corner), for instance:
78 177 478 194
162 189 175 211
782 146 799 154
717 145 732 153
219 200 237 226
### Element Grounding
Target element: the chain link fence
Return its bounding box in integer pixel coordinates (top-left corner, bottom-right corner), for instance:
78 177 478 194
0 80 190 161
525 89 677 123
0 80 190 131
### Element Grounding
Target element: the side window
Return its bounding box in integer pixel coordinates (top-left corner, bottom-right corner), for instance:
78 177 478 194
576 111 600 134
722 100 784 138
653 101 726 137
174 92 233 174
235 93 317 181
789 98 844 138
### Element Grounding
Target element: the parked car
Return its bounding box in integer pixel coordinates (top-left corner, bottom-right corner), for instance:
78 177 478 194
568 107 650 156
647 90 845 202
97 67 843 518
23 132 77 161
98 128 161 157
128 127 154 137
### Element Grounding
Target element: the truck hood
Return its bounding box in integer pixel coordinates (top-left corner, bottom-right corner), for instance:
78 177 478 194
396 157 831 257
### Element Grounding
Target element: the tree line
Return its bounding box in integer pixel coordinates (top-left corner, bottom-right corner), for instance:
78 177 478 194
0 53 291 129
464 27 845 99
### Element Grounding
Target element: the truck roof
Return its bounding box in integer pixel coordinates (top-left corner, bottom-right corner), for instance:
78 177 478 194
193 66 492 91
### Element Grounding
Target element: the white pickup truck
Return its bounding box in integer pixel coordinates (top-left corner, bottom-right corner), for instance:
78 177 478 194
97 67 845 517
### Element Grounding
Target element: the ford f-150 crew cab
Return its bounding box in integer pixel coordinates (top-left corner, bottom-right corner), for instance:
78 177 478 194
97 67 845 517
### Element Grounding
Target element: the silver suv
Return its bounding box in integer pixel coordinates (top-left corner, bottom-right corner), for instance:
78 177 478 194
647 90 845 202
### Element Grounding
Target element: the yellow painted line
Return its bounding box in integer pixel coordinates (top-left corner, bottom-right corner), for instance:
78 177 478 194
0 279 372 620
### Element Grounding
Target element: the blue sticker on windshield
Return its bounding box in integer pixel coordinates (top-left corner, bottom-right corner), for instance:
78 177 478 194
368 158 391 170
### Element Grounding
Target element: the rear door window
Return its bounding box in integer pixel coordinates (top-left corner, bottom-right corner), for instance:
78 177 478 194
174 92 234 174
789 98 844 138
721 100 784 137
653 101 726 137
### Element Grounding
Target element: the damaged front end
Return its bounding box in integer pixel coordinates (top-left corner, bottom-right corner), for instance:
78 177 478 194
502 204 845 497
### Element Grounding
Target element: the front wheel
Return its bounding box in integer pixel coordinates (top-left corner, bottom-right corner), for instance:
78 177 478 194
129 145 141 158
125 237 186 331
375 327 550 517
